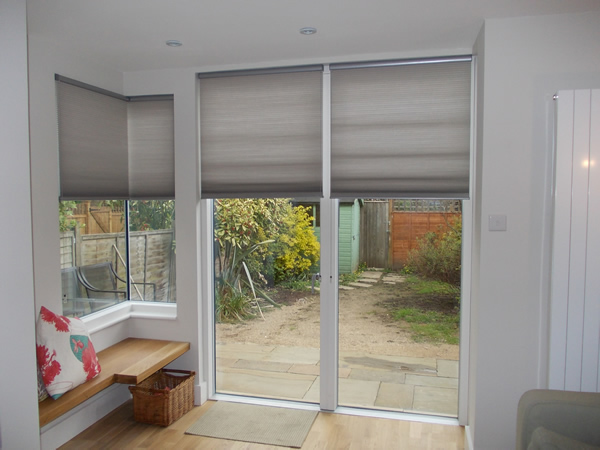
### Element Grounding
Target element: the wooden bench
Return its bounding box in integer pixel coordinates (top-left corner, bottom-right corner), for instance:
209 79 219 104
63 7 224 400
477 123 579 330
38 338 191 427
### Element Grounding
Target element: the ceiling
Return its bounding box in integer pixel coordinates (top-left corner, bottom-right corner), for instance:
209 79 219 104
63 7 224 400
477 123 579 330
27 0 600 73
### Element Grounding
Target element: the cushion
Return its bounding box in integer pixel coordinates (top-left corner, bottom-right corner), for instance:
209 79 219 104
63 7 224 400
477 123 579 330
36 306 101 399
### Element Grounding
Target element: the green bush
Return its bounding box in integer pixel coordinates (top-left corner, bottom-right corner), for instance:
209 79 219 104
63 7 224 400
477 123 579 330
274 206 320 283
59 201 79 232
215 283 254 322
406 217 462 286
215 198 290 286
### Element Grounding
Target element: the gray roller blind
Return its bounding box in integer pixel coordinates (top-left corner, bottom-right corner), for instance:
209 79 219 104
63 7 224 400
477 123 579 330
57 81 129 199
128 100 175 198
330 59 471 199
199 69 323 198
56 77 174 200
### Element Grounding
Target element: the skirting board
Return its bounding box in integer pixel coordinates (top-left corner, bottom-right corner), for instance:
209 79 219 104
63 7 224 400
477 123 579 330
465 425 474 450
196 381 207 405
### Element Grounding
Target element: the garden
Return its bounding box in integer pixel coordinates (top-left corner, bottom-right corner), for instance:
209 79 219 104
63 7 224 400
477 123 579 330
214 198 462 359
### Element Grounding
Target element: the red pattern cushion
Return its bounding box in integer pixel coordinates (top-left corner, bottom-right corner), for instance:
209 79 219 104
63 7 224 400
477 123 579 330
36 306 101 399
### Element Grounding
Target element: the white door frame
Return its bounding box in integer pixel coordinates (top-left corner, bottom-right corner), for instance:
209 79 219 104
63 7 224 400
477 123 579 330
201 61 474 425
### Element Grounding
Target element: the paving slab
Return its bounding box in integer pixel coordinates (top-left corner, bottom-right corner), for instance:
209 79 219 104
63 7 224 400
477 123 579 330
216 342 276 354
217 348 274 362
339 285 354 291
262 345 320 365
217 368 315 400
289 364 351 378
411 386 458 416
233 359 293 373
437 359 459 378
216 357 238 368
358 278 378 283
340 352 437 374
405 374 458 389
348 282 373 288
304 376 380 407
360 271 383 279
349 368 406 384
383 281 397 285
375 382 415 409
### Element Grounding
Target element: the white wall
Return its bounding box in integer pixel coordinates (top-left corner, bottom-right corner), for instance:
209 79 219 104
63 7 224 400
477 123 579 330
468 12 600 449
0 1 40 448
17 6 600 449
28 36 201 448
28 34 125 318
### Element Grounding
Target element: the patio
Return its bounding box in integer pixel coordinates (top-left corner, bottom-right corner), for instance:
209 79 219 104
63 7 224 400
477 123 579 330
216 342 458 417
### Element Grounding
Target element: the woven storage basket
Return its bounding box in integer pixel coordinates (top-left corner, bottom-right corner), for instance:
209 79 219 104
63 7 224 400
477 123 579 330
129 369 195 426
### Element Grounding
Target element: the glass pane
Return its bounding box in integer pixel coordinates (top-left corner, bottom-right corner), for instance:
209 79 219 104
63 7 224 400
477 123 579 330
128 200 176 303
60 200 176 318
60 200 127 317
338 199 461 417
214 198 321 403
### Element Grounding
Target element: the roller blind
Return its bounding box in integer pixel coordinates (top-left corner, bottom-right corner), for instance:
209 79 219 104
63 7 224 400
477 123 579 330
56 77 174 200
330 59 471 199
127 99 175 198
199 68 323 198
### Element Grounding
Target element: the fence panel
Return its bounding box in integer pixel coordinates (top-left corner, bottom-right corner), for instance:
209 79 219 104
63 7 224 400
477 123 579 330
359 200 390 268
60 229 175 302
391 212 461 269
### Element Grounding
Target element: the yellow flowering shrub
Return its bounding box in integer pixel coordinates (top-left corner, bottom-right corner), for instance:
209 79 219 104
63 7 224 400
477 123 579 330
274 206 320 282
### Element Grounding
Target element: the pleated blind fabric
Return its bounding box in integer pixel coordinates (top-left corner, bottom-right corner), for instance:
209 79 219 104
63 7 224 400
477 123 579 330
127 100 175 198
56 78 174 200
199 70 323 198
330 60 471 199
57 81 129 199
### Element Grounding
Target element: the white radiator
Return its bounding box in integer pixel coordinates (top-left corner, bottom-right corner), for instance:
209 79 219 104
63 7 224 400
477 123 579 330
549 89 600 392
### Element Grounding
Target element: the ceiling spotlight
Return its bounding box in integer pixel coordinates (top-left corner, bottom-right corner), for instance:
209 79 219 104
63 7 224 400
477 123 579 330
166 40 183 47
299 27 317 36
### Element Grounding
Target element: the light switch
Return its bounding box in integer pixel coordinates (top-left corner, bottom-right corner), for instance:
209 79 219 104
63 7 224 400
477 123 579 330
489 214 507 231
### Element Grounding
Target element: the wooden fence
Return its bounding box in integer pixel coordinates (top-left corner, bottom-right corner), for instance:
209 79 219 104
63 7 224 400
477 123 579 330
360 200 391 269
70 201 124 235
60 228 175 302
359 200 461 269
391 212 461 269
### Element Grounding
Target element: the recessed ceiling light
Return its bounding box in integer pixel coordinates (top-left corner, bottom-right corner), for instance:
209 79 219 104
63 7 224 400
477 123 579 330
166 40 183 47
299 27 317 36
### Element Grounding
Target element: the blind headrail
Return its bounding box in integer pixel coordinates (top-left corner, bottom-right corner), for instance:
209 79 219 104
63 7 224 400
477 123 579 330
198 64 324 79
54 75 173 102
330 55 472 71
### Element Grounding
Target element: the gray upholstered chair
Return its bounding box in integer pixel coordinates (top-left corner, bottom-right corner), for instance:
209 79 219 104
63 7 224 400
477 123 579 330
516 389 600 449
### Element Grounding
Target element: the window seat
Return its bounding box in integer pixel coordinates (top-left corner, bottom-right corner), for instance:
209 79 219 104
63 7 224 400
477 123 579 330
38 337 191 427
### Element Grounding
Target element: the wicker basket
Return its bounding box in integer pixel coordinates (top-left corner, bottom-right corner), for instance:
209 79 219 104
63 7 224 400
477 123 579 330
129 369 195 426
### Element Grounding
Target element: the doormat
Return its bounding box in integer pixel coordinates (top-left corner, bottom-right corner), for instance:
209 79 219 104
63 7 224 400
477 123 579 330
185 401 318 448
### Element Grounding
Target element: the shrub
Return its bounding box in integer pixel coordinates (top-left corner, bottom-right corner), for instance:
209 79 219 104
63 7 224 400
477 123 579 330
215 198 291 286
274 206 320 283
406 217 462 286
59 201 79 232
215 283 254 322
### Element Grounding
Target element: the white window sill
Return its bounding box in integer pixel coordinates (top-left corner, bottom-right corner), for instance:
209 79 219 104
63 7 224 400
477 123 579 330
82 301 177 334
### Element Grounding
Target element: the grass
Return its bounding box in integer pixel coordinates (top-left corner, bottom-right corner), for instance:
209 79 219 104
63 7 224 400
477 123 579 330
404 275 460 296
390 275 460 345
394 307 459 344
277 278 313 291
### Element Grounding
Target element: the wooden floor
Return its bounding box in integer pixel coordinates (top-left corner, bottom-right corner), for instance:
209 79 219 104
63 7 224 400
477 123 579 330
60 400 465 449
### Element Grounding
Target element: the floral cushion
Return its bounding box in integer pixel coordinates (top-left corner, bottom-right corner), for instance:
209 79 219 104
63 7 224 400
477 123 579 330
36 306 101 399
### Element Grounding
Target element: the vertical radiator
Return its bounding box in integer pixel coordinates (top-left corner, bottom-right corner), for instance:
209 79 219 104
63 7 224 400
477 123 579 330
549 89 600 392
